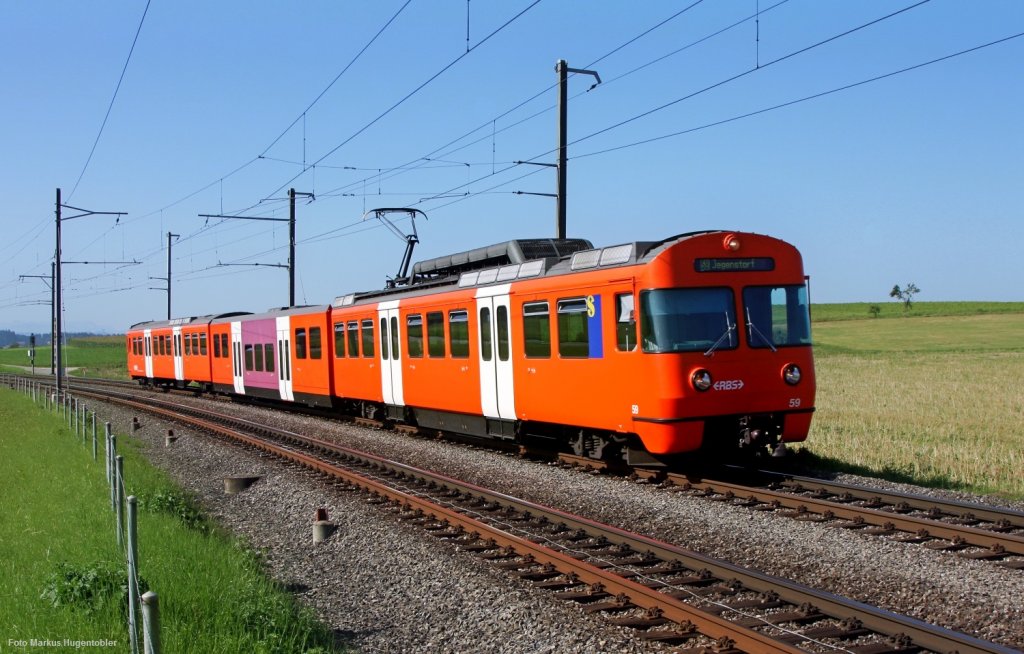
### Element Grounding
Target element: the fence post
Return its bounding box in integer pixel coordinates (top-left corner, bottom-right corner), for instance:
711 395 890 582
127 496 140 654
92 413 98 461
141 591 161 654
115 455 124 548
105 423 113 483
109 435 118 510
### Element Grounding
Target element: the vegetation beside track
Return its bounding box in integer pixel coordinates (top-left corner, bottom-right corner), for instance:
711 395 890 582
0 336 127 380
802 311 1024 498
0 388 341 653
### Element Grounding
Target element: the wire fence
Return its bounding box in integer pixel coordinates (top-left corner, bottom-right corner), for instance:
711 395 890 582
3 375 160 654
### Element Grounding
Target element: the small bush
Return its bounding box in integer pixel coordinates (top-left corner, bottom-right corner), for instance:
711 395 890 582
40 561 147 616
138 488 210 532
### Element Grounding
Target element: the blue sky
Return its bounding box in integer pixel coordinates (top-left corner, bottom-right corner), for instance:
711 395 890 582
1 1 1021 334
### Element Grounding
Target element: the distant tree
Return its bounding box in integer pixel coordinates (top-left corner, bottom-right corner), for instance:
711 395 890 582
889 283 920 311
868 304 881 318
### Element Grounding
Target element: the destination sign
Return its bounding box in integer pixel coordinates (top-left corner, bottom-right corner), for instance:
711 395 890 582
694 257 775 273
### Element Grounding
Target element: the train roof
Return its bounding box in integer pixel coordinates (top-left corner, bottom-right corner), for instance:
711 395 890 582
332 232 730 308
128 313 244 330
211 305 330 324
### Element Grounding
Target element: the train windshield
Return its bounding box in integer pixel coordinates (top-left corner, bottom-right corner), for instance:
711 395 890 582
743 285 812 348
639 288 737 353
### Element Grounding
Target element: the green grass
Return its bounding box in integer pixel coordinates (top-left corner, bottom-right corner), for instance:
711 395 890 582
0 388 342 653
800 311 1024 498
0 337 126 380
810 301 1024 322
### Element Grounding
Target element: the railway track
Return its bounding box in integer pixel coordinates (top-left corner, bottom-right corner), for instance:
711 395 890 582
32 379 1014 654
655 469 1024 570
16 373 1024 570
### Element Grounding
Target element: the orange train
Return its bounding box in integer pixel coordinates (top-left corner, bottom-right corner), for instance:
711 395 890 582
127 231 815 464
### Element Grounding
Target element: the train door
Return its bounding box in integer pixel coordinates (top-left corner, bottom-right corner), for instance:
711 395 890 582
143 329 153 378
172 326 184 382
275 316 294 402
476 285 516 421
377 300 404 406
231 321 244 394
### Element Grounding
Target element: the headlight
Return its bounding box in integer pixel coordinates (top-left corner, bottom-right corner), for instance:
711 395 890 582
692 369 712 391
783 364 801 385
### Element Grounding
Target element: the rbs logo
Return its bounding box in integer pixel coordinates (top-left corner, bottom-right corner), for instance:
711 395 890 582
713 379 744 391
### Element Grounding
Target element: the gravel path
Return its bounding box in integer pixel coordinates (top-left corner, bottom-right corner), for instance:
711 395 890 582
99 393 1024 652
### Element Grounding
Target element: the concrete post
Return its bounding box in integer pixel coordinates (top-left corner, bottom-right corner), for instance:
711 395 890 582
141 591 161 654
127 496 140 654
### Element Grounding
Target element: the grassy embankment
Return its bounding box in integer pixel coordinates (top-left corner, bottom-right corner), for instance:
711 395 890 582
0 388 340 653
804 302 1024 498
0 336 126 379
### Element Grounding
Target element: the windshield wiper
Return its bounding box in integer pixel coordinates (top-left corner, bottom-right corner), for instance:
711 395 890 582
746 307 777 352
704 312 736 357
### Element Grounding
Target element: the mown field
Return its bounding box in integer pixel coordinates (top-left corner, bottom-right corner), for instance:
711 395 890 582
804 305 1024 498
0 388 341 653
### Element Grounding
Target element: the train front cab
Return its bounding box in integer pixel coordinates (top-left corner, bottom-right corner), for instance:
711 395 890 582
628 232 816 457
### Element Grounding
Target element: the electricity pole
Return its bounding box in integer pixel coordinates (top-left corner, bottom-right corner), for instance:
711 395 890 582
55 188 126 396
555 60 600 240
200 187 312 307
18 266 55 374
149 232 179 319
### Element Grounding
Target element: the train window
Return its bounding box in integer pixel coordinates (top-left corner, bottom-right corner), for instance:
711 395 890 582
186 334 193 356
557 298 590 358
295 328 307 359
254 343 264 371
390 317 400 359
361 319 375 357
145 337 150 356
449 310 469 358
200 333 207 356
616 294 637 352
407 314 423 358
522 302 550 358
221 334 229 359
742 285 812 348
427 312 445 358
639 288 737 353
310 327 322 359
479 307 492 362
277 341 284 379
380 318 389 361
496 305 510 362
214 334 220 358
244 344 254 371
158 336 164 356
334 323 345 358
264 344 275 373
347 321 359 357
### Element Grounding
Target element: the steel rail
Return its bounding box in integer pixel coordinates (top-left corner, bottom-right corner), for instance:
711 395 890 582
667 473 1024 560
55 382 1017 654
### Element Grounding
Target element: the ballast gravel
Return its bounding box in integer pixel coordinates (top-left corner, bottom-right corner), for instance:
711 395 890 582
102 394 1024 652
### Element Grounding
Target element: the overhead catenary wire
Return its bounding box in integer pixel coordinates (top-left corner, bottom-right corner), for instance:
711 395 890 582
573 30 1024 160
67 0 153 201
